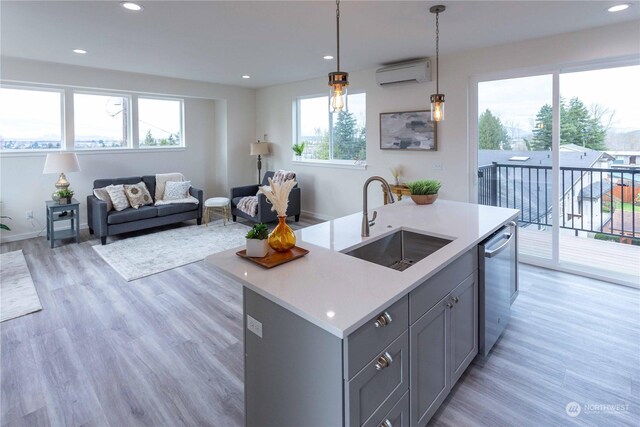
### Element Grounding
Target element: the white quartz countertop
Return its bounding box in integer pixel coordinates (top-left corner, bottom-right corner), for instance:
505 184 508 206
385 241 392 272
205 199 519 338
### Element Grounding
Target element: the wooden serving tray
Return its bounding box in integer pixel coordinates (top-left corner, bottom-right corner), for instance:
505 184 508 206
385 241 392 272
236 246 309 269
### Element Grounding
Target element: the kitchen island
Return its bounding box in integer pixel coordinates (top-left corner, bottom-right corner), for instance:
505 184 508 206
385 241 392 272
205 199 519 427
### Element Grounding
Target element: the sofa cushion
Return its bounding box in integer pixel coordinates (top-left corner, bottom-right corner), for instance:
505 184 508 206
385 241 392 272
141 176 156 202
124 181 153 209
93 187 113 211
107 206 157 225
106 184 131 211
156 203 198 217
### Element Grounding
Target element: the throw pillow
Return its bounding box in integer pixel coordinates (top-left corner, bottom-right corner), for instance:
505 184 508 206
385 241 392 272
164 180 191 201
123 181 153 209
105 184 130 211
93 187 113 211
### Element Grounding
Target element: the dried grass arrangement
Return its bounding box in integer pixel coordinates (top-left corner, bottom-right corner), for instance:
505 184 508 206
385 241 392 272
258 178 297 217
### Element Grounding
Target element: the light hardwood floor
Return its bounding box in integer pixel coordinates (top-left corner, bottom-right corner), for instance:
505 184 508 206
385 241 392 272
1 218 639 427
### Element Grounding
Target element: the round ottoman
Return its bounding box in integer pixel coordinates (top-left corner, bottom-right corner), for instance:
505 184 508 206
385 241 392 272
204 197 231 226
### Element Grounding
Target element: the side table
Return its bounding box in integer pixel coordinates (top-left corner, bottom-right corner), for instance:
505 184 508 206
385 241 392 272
46 199 81 248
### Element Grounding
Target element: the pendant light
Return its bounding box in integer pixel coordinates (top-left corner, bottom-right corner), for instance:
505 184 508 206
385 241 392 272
430 5 446 122
328 0 348 113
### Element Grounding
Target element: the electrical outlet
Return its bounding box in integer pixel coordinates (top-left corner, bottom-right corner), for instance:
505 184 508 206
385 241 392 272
247 315 263 338
433 161 444 171
25 210 33 219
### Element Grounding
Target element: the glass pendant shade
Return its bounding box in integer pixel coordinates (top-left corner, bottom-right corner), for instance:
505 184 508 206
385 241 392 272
328 71 349 113
430 93 445 122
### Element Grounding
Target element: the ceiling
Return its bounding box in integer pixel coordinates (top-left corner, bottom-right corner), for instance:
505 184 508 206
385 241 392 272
1 1 638 88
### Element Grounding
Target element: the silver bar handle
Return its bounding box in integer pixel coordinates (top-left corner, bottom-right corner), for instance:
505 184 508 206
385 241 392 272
485 233 513 258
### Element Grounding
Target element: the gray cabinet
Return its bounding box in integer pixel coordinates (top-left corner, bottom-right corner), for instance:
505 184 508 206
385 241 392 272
243 247 480 427
410 298 449 426
410 271 478 427
450 274 478 384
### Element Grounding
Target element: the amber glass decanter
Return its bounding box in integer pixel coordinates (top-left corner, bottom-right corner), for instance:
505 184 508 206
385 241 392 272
268 216 296 252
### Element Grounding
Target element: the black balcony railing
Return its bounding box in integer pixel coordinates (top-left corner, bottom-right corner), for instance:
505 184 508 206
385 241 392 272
478 162 639 238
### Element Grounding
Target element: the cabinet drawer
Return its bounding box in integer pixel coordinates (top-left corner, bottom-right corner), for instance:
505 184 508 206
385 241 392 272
409 248 477 324
364 390 409 427
345 295 408 379
345 331 409 427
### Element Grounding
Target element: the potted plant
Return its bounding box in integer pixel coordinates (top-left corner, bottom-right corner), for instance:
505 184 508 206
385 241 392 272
56 189 74 204
406 180 441 205
245 223 270 257
292 142 305 160
390 165 404 186
0 215 11 231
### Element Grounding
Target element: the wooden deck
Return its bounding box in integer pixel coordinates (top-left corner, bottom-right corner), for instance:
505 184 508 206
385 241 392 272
519 228 640 286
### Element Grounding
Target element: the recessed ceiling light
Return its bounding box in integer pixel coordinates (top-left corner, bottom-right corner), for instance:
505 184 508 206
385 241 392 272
323 55 334 60
608 3 630 12
73 49 87 54
242 75 251 79
121 2 143 11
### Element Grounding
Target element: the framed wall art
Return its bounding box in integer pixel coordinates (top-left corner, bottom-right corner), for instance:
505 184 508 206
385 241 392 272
379 110 437 151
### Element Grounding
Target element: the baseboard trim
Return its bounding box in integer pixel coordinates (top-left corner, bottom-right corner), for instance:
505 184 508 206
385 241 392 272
0 223 89 243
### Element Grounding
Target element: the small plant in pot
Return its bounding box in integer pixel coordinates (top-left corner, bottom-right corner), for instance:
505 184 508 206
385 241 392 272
406 180 441 205
56 188 74 204
245 223 270 257
292 142 305 160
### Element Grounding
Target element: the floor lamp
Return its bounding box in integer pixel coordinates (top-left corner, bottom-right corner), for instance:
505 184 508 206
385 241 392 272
250 141 270 184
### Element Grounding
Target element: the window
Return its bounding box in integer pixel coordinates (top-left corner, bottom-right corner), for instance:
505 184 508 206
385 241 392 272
296 93 366 162
139 98 183 147
0 87 63 150
74 93 130 149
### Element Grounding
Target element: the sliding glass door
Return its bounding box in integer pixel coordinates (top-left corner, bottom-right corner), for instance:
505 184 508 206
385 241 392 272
476 64 640 286
477 74 554 262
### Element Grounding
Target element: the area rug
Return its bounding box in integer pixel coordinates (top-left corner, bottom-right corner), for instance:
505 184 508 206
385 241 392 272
0 250 42 322
93 220 250 281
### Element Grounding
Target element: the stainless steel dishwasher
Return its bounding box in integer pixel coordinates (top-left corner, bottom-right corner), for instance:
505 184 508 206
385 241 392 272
478 221 517 357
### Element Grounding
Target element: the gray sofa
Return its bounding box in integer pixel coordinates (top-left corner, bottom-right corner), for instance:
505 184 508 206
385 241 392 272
87 176 203 245
230 171 301 224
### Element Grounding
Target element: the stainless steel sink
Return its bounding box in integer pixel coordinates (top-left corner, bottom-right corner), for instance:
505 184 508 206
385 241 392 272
342 230 453 272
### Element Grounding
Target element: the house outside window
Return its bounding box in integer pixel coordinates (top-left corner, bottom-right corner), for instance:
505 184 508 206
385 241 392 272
296 93 366 163
0 86 64 151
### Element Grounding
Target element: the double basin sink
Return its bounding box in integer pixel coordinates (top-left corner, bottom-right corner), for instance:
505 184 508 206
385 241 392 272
342 229 453 272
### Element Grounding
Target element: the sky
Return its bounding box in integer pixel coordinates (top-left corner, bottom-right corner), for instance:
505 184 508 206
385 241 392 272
478 65 640 134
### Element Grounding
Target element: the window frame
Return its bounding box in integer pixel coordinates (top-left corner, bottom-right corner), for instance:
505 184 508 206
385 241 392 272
137 95 185 149
0 84 66 153
0 81 187 156
294 92 367 169
72 90 133 150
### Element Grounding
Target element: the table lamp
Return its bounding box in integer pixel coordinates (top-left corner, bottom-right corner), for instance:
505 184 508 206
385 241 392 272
43 152 81 201
250 140 270 184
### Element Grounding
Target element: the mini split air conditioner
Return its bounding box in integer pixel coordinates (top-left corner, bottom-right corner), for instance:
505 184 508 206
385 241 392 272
375 59 431 87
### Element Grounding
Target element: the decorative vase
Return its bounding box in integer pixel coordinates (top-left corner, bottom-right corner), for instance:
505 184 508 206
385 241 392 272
246 238 269 257
268 216 296 252
58 197 71 205
410 194 438 205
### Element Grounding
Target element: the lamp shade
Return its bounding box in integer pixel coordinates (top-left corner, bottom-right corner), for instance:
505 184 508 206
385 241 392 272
43 152 81 174
250 142 270 156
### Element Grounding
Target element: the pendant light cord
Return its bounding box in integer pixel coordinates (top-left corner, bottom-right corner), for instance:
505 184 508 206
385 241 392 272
336 0 341 72
435 10 439 94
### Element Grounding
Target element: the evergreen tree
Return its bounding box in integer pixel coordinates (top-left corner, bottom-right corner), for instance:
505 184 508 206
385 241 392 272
478 109 511 150
333 111 366 160
530 97 609 151
144 130 155 146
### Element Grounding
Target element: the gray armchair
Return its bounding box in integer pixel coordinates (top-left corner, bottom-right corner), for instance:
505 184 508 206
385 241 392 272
230 171 301 224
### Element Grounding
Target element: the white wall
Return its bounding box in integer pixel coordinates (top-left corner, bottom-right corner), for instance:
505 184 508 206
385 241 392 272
0 58 256 241
256 21 640 219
